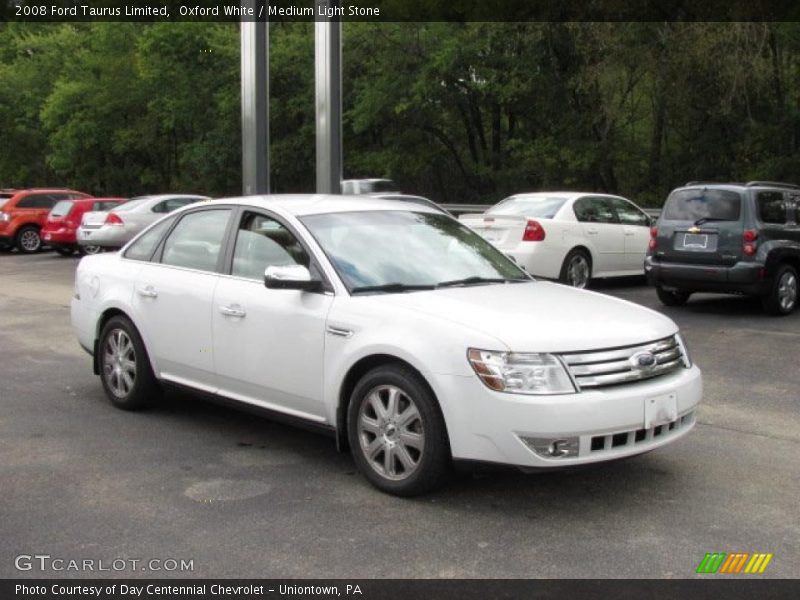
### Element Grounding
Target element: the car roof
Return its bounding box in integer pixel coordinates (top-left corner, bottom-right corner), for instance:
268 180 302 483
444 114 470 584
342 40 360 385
132 194 210 201
503 191 626 202
200 194 443 217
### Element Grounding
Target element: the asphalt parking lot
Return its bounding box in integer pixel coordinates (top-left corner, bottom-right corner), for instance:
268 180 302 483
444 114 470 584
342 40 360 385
1 250 798 579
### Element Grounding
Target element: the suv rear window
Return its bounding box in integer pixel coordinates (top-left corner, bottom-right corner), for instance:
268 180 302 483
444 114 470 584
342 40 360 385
662 189 741 222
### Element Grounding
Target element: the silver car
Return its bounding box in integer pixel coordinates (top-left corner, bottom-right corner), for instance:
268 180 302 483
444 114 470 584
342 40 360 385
77 194 210 249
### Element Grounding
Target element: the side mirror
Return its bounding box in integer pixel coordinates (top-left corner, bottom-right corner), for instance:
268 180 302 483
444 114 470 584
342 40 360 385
264 265 322 292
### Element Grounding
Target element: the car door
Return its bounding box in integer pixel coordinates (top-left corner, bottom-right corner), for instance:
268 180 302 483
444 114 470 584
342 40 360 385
131 207 233 391
212 209 333 422
610 197 651 271
573 196 626 273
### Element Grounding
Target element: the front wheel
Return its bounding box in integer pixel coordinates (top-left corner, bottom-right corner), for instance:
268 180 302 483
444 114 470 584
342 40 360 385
98 316 161 410
347 364 450 496
15 226 42 253
559 249 592 288
656 286 691 307
762 264 798 316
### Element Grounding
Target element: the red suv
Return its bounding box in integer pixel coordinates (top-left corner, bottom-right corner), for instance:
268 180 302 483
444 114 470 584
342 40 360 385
42 197 127 256
0 189 92 253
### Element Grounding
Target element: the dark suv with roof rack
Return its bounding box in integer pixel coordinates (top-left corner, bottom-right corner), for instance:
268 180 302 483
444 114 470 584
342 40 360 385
645 181 800 315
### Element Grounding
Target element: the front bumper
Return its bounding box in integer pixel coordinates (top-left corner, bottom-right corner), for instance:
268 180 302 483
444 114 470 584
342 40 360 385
645 256 768 295
436 365 702 469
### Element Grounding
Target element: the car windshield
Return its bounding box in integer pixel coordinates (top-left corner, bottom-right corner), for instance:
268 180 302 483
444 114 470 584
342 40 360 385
300 210 528 292
488 196 567 218
662 189 742 222
50 200 74 217
112 198 147 212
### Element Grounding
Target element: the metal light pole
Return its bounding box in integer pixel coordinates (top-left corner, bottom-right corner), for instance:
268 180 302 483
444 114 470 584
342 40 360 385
315 5 343 194
240 0 269 195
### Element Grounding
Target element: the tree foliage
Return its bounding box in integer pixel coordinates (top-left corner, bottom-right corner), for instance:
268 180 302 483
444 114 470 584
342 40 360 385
2 22 800 205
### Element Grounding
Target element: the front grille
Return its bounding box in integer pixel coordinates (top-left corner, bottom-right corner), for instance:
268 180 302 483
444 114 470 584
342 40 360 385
560 335 687 389
589 412 695 454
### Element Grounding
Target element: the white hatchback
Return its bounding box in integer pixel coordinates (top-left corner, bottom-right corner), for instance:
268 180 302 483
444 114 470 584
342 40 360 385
460 192 653 288
71 194 701 496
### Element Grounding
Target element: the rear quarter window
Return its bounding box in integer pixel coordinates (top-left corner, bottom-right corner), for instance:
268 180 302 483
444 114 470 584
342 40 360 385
50 200 74 217
662 189 742 222
756 191 787 224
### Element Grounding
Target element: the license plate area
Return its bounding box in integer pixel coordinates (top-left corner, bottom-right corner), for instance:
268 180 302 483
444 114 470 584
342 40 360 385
644 393 678 429
675 232 718 252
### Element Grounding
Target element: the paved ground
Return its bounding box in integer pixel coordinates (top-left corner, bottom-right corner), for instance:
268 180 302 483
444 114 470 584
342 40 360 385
1 250 798 579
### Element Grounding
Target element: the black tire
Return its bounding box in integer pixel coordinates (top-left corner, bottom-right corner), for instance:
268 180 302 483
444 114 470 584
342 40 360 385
656 286 691 307
761 264 798 316
54 246 75 257
98 315 161 410
347 364 450 496
15 225 42 253
79 245 103 256
559 248 592 288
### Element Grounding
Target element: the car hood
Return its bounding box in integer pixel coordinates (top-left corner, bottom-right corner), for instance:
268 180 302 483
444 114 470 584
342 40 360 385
374 281 677 352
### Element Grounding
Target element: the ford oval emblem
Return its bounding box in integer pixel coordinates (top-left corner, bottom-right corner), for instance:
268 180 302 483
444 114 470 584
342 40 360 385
630 351 657 370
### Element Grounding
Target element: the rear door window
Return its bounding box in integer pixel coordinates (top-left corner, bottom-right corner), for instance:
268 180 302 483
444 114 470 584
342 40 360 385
663 189 741 222
756 191 788 224
123 216 177 262
573 197 619 224
160 209 232 272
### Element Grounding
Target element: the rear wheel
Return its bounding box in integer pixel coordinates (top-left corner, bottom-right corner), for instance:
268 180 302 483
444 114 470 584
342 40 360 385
79 245 103 255
656 286 691 307
347 364 450 496
98 316 161 410
15 226 42 253
559 249 592 288
762 264 798 316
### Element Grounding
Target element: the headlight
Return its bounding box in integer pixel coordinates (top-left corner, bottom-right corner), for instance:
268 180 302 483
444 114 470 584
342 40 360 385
675 332 692 368
467 348 576 395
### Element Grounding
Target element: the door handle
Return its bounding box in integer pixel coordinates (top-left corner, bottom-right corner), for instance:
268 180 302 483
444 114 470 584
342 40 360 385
586 228 599 235
624 231 635 236
136 285 158 298
219 304 246 318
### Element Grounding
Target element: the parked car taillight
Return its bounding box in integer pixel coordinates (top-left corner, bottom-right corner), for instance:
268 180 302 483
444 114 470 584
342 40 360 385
522 219 545 242
0 212 9 222
105 213 123 225
649 225 658 251
743 229 758 256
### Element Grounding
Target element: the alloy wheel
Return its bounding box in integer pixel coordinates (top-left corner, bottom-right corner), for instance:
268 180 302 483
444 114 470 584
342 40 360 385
778 271 797 312
567 255 590 288
19 230 41 252
102 329 137 398
357 385 425 481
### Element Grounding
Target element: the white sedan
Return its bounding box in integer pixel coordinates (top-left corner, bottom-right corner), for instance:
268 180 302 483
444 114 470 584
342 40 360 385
460 192 653 288
71 194 701 496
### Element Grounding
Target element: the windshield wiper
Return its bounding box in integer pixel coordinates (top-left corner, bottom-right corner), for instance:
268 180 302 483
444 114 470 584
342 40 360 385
350 283 436 295
693 217 731 226
435 276 528 288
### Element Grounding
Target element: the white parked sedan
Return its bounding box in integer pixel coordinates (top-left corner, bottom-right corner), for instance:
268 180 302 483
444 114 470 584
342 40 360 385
71 194 701 496
460 192 653 288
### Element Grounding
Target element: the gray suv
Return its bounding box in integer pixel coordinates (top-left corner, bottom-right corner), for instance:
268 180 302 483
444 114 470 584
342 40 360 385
645 181 800 315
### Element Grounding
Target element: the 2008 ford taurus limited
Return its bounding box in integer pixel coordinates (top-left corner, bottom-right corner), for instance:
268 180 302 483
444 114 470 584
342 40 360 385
71 194 702 496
